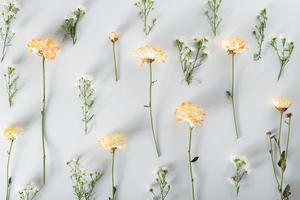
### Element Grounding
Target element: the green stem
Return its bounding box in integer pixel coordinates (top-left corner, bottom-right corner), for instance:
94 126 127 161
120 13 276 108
143 2 148 35
111 149 116 200
285 116 292 160
5 140 14 200
112 42 119 81
268 138 280 187
1 26 9 62
41 56 46 184
148 62 160 157
188 126 195 200
230 54 240 139
277 112 283 155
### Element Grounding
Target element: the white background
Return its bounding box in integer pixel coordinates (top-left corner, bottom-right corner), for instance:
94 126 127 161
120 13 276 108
0 0 299 199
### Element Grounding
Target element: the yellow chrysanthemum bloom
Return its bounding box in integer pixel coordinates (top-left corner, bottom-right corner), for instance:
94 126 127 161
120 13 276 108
3 126 23 141
98 132 127 151
109 31 119 43
135 45 166 66
174 102 206 128
272 98 292 112
221 37 247 55
27 38 60 60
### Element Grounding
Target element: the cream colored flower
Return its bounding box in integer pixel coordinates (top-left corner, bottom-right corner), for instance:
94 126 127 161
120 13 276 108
135 45 166 66
272 98 292 112
3 126 23 141
221 37 247 55
109 31 119 43
98 132 127 151
174 102 206 128
27 38 60 60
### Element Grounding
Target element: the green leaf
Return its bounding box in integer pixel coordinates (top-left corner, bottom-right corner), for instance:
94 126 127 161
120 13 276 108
191 156 199 163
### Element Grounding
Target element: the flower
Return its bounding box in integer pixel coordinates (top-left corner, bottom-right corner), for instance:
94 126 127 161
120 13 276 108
27 38 60 60
174 102 206 128
272 98 292 112
98 132 127 151
109 31 119 43
135 45 166 66
3 126 23 140
221 37 247 55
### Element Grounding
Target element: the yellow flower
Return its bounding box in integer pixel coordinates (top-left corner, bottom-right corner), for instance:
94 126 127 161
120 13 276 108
98 132 127 151
135 45 166 66
27 38 60 60
3 126 23 141
109 31 119 43
221 37 247 55
174 102 206 128
272 98 292 112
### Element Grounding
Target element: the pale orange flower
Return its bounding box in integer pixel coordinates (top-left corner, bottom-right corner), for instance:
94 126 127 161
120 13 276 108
3 126 23 141
98 132 127 152
272 98 292 112
221 37 247 55
135 45 166 66
109 31 119 43
27 38 60 60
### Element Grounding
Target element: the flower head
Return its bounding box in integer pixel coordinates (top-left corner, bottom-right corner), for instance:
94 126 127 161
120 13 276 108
135 45 166 66
272 98 292 112
3 126 23 141
98 132 127 152
221 37 247 55
174 102 206 128
27 38 60 60
109 31 119 43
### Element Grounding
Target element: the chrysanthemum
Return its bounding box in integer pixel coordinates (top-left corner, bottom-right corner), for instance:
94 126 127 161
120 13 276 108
98 132 127 151
174 102 206 128
27 38 60 60
135 45 166 66
3 126 23 141
109 31 119 43
221 37 247 55
272 98 292 112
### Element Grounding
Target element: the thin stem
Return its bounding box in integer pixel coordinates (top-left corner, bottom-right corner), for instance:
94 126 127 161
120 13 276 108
1 26 9 62
188 126 195 200
111 149 116 200
112 42 119 81
5 140 14 200
285 116 292 160
230 54 240 139
41 56 46 184
268 138 280 186
148 62 160 157
277 112 283 155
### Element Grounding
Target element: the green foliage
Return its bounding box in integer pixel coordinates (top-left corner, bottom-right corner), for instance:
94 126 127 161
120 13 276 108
253 8 267 61
149 167 171 200
18 183 39 200
134 0 157 35
204 0 222 36
4 64 18 107
230 156 248 196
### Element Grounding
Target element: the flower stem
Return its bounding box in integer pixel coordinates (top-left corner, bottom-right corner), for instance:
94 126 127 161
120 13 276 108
1 26 9 62
5 140 14 200
111 149 116 200
268 137 280 187
148 62 160 157
188 126 195 200
277 111 283 155
230 54 240 139
41 56 46 184
112 42 119 81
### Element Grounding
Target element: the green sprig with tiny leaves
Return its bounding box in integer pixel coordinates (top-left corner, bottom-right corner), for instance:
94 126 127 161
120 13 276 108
62 6 86 45
66 158 102 200
270 36 294 81
0 0 20 62
134 0 157 36
4 64 18 108
204 0 222 36
175 37 208 85
253 8 267 61
149 167 171 200
230 156 248 196
18 184 39 200
77 76 95 135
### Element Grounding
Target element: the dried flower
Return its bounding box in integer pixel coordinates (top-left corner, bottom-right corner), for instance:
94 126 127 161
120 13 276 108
134 0 157 35
149 167 171 200
27 38 60 60
175 37 208 84
98 132 127 152
221 37 247 55
4 64 18 108
109 31 119 43
272 98 292 112
174 102 205 128
230 155 248 196
3 126 22 141
109 31 120 81
204 0 222 36
253 9 267 61
18 183 39 200
136 45 166 66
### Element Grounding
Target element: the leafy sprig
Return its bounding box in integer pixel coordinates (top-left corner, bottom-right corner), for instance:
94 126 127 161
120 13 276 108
18 183 39 200
77 76 95 135
62 6 86 45
134 0 157 36
270 37 294 81
4 64 18 108
66 158 102 200
175 37 208 85
253 9 267 61
230 156 248 196
204 0 222 36
149 167 171 200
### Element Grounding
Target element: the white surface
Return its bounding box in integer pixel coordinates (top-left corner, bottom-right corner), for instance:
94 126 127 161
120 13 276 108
0 0 300 199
